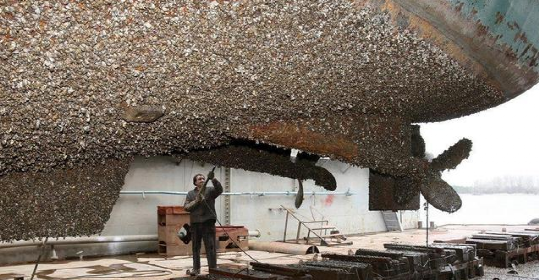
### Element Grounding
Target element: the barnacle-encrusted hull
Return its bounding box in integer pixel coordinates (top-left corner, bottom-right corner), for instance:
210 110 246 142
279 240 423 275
0 159 130 241
1 0 538 240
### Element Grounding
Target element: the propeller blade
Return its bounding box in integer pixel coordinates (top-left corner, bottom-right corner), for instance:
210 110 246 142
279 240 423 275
420 174 462 213
313 167 337 191
430 138 472 172
295 179 304 209
394 176 420 206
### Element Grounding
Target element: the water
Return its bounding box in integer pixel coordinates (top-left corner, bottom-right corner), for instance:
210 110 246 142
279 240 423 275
422 194 539 226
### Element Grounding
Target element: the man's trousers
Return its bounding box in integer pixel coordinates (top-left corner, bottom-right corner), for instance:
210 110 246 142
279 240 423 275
191 219 217 270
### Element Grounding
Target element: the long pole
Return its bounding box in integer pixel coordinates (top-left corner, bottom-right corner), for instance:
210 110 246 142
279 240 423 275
425 202 429 248
30 237 48 280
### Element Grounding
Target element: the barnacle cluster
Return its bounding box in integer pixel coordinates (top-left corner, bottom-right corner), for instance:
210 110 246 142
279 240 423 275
181 141 336 190
0 159 130 241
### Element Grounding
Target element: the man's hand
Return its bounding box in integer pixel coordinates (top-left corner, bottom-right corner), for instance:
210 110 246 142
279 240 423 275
185 199 199 211
207 170 215 180
196 192 205 202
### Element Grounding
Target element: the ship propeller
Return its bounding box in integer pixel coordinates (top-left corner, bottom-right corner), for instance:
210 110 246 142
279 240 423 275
419 138 472 213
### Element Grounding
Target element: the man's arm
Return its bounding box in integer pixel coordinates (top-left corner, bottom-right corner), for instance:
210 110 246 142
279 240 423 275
207 179 223 200
184 192 200 212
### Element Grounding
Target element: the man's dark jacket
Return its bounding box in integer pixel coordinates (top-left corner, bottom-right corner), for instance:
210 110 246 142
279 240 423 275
184 179 223 223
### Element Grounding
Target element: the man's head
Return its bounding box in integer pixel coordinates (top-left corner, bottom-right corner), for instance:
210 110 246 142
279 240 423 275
193 174 205 188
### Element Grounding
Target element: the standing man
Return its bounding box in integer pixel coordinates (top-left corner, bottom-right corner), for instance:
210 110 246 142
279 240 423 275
184 169 223 276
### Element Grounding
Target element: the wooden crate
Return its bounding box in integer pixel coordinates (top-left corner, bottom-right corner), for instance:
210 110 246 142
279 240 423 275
216 226 249 252
157 206 191 257
157 206 250 257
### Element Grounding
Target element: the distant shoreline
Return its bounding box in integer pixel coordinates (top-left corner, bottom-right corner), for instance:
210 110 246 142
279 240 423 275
457 192 539 195
426 192 539 225
454 186 539 195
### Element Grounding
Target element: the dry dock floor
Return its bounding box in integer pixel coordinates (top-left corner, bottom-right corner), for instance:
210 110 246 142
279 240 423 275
1 225 538 280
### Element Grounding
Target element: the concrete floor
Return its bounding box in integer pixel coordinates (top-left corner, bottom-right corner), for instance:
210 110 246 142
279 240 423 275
1 225 538 280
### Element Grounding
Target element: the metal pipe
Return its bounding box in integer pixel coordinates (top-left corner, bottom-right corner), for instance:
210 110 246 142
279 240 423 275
249 241 319 255
1 231 261 249
120 191 355 197
0 235 158 249
248 230 261 238
120 191 188 196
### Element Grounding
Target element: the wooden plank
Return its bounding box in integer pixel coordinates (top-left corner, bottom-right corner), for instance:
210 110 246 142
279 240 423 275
429 243 476 262
251 262 309 277
301 260 373 280
209 268 279 280
466 238 514 251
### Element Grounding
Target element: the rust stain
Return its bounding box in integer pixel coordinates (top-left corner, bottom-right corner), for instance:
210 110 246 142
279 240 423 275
504 48 518 61
520 44 532 58
530 46 539 67
476 22 489 37
248 122 358 160
382 0 539 98
495 11 504 25
514 31 528 44
455 2 464 13
323 194 335 207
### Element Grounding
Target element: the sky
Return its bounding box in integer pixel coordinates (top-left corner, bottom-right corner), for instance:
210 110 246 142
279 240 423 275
420 84 539 187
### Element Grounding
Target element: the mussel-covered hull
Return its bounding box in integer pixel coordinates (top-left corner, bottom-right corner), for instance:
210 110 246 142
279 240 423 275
1 0 538 240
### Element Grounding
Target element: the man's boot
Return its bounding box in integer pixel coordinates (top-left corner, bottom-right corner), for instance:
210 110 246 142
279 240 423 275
189 269 200 276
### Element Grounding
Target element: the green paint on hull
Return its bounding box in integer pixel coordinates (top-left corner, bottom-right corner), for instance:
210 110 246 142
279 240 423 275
449 0 539 71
